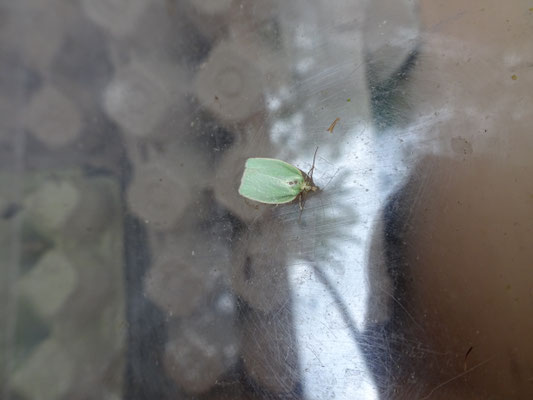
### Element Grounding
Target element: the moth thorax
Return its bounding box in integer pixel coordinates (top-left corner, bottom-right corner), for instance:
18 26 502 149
302 182 319 192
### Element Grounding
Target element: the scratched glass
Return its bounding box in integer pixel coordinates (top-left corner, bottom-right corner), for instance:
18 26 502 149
1 1 532 399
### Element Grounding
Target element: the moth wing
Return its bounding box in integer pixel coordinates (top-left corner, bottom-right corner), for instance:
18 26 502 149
239 158 304 204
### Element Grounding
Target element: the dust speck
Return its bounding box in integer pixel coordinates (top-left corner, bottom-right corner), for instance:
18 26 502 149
451 136 473 155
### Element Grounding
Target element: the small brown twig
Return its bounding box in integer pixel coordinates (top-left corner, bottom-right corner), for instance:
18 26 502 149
326 117 340 133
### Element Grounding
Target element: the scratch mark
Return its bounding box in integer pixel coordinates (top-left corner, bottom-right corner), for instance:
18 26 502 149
310 264 360 344
307 345 325 367
321 168 340 191
464 346 473 372
377 284 424 332
319 320 338 339
420 356 494 400
430 10 467 32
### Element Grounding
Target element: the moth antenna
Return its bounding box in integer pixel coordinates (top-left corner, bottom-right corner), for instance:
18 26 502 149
307 146 319 180
298 192 309 223
298 194 304 222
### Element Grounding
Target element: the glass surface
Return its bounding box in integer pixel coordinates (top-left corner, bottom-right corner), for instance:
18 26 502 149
1 0 532 399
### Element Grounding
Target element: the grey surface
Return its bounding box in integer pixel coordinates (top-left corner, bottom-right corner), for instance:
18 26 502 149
1 0 533 399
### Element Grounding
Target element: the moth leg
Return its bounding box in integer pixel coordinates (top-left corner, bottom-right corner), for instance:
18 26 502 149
298 194 304 222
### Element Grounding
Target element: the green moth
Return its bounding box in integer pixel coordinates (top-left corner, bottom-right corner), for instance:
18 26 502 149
238 149 319 209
